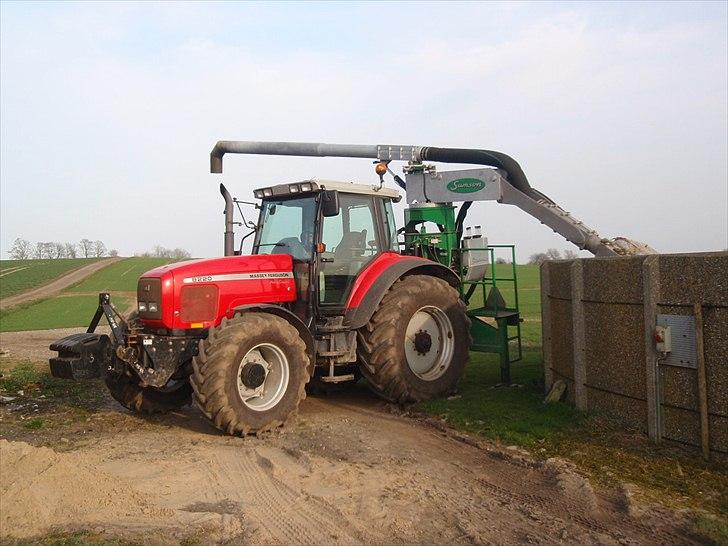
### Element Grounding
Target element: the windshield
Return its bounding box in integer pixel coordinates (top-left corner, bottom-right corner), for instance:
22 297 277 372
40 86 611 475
255 196 317 261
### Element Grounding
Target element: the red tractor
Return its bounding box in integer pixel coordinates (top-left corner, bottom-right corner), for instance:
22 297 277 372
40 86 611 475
51 141 648 435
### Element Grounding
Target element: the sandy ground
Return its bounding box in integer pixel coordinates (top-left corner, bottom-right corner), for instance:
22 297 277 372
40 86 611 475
1 389 699 544
0 257 122 310
0 327 112 362
0 328 701 544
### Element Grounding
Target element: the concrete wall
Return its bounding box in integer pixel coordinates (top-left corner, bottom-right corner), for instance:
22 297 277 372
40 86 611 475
541 252 728 456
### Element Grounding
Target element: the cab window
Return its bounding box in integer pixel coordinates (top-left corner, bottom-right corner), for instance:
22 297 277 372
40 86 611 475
319 194 380 306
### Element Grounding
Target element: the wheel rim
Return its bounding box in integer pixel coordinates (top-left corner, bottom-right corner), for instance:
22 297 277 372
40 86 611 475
237 343 290 411
404 306 454 381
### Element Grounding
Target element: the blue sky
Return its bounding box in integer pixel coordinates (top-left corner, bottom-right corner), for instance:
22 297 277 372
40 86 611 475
1 1 726 259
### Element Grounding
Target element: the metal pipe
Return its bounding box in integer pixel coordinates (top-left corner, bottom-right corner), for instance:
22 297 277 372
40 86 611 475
209 140 654 256
210 139 531 195
219 183 235 256
211 141 391 174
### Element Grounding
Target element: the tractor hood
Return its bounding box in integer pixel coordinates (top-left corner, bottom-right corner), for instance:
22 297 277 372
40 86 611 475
137 254 297 330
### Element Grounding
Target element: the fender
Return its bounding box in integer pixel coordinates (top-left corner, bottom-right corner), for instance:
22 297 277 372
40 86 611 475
344 253 460 329
233 304 315 364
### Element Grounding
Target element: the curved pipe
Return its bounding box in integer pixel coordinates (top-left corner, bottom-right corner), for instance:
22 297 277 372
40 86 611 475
419 146 535 198
210 139 534 198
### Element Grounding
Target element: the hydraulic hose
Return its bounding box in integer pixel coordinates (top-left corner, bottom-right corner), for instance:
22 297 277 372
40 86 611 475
418 146 536 200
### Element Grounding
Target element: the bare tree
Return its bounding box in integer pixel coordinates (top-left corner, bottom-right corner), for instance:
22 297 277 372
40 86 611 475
528 252 549 265
93 240 107 258
64 242 77 258
545 248 562 261
136 246 191 259
33 242 54 259
44 242 56 259
109 249 119 257
79 239 93 258
170 248 191 260
9 238 32 260
563 249 579 260
53 242 66 259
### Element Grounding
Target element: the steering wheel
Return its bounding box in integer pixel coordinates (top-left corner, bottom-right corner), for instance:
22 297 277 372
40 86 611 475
272 237 307 260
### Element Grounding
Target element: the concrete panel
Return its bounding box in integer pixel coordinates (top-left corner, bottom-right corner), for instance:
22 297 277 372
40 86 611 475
582 256 645 304
546 261 574 300
658 252 728 307
662 405 701 447
549 298 574 402
661 366 699 412
587 387 647 432
703 307 728 418
709 415 728 453
541 264 553 391
583 302 646 400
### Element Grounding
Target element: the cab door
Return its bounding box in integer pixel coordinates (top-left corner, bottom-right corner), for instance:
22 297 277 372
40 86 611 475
318 194 381 309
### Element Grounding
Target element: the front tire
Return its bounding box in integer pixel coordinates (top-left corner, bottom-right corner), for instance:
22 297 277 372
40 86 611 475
191 313 310 436
105 373 192 414
357 275 471 404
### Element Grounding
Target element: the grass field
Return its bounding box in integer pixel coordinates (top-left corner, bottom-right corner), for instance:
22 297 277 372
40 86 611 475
0 257 171 332
67 257 174 292
0 295 132 332
0 258 99 299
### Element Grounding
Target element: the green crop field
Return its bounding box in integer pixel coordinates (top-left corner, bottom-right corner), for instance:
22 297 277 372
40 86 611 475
67 257 174 293
0 295 132 332
0 258 100 299
1 257 173 332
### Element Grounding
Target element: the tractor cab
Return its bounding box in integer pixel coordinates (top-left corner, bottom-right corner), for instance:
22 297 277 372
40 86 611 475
250 180 401 313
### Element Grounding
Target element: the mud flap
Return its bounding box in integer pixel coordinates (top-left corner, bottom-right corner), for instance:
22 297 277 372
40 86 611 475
49 333 113 380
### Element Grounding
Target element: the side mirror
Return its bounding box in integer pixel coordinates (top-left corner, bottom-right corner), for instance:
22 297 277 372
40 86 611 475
321 190 340 217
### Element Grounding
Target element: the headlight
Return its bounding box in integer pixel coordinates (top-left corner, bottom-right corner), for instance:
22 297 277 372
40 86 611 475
148 302 158 313
289 184 299 193
262 188 273 197
138 302 147 312
300 182 313 192
254 190 264 199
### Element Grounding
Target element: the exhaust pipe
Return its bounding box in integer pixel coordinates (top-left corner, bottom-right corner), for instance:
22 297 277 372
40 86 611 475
220 183 235 257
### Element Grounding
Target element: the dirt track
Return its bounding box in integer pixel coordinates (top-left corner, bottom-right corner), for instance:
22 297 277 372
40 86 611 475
0 375 699 545
0 257 122 310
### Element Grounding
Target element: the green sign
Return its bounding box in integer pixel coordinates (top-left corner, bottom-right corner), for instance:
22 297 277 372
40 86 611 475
446 178 486 193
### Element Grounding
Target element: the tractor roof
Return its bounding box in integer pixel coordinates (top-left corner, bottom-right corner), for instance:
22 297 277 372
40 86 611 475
254 178 401 200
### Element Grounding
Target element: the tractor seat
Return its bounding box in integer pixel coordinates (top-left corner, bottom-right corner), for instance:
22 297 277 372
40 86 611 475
334 230 367 261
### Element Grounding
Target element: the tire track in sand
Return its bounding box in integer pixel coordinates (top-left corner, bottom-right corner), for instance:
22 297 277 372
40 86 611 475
210 447 363 545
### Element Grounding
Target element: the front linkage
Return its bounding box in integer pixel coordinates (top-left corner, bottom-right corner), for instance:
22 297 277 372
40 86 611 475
50 293 197 388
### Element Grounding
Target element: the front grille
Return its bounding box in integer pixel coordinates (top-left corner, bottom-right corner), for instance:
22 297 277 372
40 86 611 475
180 285 218 323
137 277 162 320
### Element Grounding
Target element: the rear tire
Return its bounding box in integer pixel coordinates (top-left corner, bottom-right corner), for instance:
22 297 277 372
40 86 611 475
190 313 310 436
357 275 471 404
104 311 193 414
